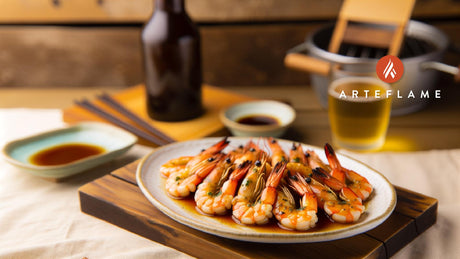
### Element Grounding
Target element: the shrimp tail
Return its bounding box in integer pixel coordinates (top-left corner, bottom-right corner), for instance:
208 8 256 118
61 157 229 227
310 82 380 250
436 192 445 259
340 186 362 203
192 155 221 178
267 162 286 187
324 143 346 182
287 172 318 213
324 144 373 201
205 137 230 154
324 143 340 167
312 167 345 192
305 149 331 172
231 160 252 180
245 140 259 152
260 161 286 205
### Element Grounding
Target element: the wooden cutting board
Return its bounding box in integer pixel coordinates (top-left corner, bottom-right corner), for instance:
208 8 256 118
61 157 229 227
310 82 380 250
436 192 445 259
63 84 254 145
79 160 438 258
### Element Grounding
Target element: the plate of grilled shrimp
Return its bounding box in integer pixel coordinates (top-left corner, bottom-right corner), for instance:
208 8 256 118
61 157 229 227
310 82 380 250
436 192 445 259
136 137 396 243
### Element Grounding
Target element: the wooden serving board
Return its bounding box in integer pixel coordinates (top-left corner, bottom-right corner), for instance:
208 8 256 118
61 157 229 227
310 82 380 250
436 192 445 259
79 160 438 259
63 84 253 145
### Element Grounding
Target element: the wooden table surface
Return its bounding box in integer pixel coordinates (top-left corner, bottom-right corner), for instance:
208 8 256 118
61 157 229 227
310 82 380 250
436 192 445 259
0 84 459 151
0 84 457 258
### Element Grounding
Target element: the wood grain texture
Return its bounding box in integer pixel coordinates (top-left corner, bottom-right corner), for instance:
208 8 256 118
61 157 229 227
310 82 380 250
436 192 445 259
0 0 458 23
2 84 457 151
79 159 438 259
0 26 143 87
59 84 460 151
0 0 153 24
365 212 417 258
0 21 458 87
0 24 315 87
201 23 320 86
80 179 385 258
63 84 254 144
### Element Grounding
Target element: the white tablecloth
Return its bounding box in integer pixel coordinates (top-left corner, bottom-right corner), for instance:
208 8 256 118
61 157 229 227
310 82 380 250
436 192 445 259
0 109 459 259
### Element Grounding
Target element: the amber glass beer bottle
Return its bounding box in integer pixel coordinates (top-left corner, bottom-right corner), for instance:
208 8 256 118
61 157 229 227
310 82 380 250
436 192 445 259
141 0 203 121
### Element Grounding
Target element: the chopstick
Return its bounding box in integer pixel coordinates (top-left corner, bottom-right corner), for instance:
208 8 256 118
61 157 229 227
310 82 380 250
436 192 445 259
96 93 176 144
74 99 171 146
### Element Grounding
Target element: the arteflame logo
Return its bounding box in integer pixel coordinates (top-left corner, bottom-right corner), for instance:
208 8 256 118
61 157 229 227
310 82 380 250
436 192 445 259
376 55 404 83
383 59 396 79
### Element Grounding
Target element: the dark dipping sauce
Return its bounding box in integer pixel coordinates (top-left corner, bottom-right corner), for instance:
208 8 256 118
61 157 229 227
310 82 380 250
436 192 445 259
29 143 106 166
236 115 280 126
171 192 358 234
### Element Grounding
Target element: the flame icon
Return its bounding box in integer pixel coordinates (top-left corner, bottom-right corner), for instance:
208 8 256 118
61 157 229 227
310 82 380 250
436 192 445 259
383 59 397 79
376 55 403 83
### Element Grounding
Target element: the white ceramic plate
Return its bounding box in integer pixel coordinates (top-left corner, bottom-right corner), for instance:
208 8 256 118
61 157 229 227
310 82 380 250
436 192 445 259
2 122 137 179
137 137 396 243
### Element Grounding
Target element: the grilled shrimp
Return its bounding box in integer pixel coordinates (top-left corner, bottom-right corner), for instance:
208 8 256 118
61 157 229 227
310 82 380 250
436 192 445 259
165 138 230 198
274 172 318 231
277 142 311 177
306 176 337 210
233 140 265 166
232 158 284 225
324 143 373 201
286 162 313 180
325 187 365 223
289 143 308 164
312 168 364 223
166 154 222 198
160 156 193 178
267 138 288 166
194 158 251 215
285 142 314 178
305 149 331 172
256 162 286 223
184 137 229 170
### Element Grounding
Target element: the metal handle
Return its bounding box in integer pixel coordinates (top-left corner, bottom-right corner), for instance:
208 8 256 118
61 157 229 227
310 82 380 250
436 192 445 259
284 43 331 76
421 62 460 82
284 53 331 77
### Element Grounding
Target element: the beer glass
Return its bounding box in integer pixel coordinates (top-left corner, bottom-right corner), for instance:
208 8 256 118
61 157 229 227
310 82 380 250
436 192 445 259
328 71 392 151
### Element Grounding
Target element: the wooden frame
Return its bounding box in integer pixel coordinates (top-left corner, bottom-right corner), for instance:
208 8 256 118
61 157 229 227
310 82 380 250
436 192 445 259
328 0 416 56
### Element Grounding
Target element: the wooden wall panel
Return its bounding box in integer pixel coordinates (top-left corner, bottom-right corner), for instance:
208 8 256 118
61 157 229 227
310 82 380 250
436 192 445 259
189 0 460 22
0 0 153 24
0 0 458 87
0 24 318 87
0 20 458 88
0 0 459 24
201 23 321 86
0 27 143 87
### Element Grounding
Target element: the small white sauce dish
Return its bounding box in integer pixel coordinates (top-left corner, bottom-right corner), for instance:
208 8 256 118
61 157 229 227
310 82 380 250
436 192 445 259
219 100 296 137
2 122 137 179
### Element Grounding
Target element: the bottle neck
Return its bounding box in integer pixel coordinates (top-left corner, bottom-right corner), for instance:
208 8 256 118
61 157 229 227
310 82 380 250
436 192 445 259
156 0 185 13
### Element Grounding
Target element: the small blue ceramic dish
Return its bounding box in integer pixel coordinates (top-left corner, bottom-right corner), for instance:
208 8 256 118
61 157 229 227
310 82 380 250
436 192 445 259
2 122 137 179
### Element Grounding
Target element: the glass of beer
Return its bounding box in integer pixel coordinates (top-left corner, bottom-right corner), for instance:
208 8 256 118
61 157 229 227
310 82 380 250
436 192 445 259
328 74 392 151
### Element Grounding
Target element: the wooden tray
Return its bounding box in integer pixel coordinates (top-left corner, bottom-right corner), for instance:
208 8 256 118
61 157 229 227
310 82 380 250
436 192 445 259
63 84 254 145
79 160 437 259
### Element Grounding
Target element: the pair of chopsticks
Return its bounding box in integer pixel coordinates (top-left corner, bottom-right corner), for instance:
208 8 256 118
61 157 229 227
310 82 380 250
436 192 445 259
75 93 175 146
